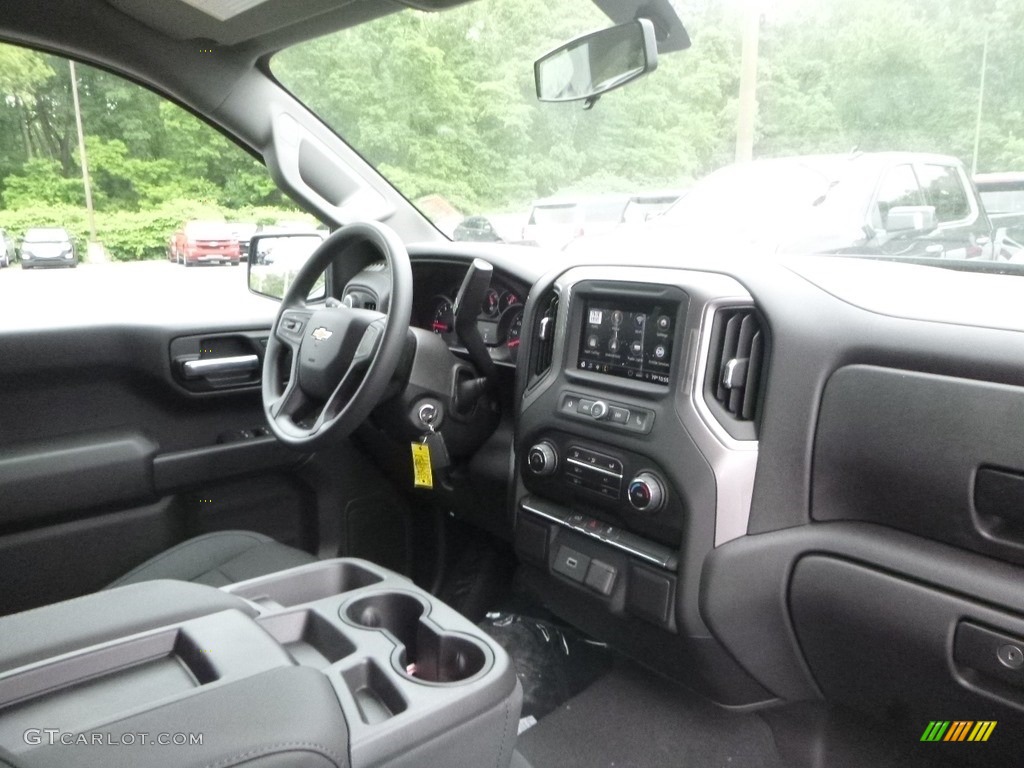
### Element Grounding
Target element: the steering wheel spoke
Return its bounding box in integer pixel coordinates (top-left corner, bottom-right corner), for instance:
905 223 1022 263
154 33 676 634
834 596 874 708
314 316 387 427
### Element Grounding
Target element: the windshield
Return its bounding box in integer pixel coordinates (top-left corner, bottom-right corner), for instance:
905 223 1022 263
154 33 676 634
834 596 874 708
275 0 1024 267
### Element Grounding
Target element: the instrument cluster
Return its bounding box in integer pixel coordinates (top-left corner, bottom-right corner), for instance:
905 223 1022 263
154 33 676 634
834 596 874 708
423 282 525 365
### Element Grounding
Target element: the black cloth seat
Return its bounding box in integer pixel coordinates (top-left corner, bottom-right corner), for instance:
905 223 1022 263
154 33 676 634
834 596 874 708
106 530 318 589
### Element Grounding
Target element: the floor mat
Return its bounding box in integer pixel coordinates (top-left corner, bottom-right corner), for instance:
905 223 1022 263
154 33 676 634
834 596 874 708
515 661 783 768
479 612 614 721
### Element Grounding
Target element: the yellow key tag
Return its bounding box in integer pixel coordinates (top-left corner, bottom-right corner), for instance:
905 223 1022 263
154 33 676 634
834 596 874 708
411 442 433 489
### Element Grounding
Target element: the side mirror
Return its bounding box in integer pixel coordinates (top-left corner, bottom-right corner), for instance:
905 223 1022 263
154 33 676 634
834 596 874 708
535 19 658 106
248 232 327 301
886 205 937 233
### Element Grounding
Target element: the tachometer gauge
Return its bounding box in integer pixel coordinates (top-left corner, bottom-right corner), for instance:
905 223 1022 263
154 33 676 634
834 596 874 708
483 288 500 318
430 296 454 335
500 305 524 364
500 290 522 313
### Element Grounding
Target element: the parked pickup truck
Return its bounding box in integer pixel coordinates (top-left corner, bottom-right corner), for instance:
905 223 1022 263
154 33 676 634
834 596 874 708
574 152 1016 262
975 172 1024 256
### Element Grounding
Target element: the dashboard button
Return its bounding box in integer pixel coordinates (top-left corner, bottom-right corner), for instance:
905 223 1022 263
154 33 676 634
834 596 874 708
584 560 617 596
609 406 630 424
552 546 590 583
577 399 595 416
627 409 654 433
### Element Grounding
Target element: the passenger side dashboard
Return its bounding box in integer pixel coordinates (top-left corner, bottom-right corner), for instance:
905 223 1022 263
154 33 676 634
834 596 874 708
511 252 1024 755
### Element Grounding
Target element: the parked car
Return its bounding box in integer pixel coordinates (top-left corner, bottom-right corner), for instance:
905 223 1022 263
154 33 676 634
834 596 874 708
453 215 503 242
172 220 240 267
19 227 76 269
228 221 259 263
0 229 16 268
619 190 686 223
521 195 628 249
974 171 1024 250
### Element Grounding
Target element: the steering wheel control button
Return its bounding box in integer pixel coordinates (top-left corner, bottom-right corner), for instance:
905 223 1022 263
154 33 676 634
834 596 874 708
527 442 558 476
628 472 665 513
590 400 609 420
998 644 1024 670
552 545 590 583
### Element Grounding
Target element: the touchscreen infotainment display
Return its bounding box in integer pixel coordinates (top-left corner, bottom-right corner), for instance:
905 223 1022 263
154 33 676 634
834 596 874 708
577 299 676 385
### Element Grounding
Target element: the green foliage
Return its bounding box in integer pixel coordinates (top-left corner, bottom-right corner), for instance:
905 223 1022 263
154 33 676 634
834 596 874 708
2 158 85 208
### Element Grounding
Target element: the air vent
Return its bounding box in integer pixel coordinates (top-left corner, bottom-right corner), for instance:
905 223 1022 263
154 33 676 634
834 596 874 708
531 291 560 381
704 307 766 439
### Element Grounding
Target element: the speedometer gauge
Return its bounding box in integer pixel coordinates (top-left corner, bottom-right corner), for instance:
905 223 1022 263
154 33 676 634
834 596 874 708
430 296 454 335
483 288 500 318
500 305 524 364
500 290 521 313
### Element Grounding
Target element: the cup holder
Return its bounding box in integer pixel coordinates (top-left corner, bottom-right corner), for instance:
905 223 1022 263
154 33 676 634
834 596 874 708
344 592 489 684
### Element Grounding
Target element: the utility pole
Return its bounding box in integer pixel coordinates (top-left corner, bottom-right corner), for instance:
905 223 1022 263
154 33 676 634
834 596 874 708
735 3 760 163
69 60 97 243
970 29 988 176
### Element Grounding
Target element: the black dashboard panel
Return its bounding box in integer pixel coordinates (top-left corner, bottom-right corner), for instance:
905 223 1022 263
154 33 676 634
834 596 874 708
813 365 1024 566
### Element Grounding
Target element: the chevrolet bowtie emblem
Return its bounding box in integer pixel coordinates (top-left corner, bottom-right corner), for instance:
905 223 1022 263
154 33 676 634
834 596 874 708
311 327 333 342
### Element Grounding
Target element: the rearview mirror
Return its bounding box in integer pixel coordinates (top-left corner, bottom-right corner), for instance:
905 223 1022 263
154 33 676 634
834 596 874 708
248 233 327 302
886 206 938 234
535 19 658 105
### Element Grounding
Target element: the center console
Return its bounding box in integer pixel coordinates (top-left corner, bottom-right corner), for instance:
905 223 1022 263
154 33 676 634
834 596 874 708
0 562 521 768
513 266 768 705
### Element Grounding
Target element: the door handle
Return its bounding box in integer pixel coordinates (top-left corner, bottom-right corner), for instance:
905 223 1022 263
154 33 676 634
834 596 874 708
182 354 259 379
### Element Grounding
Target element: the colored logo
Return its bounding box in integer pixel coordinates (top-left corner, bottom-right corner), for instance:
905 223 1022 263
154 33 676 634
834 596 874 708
311 327 333 342
920 721 996 742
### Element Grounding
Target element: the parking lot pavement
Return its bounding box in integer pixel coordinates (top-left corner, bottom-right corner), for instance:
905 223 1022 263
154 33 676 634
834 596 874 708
0 260 277 329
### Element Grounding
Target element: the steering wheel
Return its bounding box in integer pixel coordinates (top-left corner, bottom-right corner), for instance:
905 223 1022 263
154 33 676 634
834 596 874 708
262 221 412 448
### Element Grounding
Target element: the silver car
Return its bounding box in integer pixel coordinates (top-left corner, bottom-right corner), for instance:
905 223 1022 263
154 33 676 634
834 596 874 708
0 228 15 268
20 227 77 269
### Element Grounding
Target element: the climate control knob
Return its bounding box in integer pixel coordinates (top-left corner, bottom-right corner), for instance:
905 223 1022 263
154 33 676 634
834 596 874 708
627 472 665 513
590 400 609 420
526 442 558 476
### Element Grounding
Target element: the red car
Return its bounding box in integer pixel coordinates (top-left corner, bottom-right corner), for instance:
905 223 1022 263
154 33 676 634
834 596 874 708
172 221 241 267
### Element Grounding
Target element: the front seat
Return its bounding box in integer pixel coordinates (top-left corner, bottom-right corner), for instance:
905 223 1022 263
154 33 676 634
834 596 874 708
105 530 318 589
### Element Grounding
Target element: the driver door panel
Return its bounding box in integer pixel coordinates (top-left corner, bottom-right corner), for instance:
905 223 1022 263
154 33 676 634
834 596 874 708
0 322 316 615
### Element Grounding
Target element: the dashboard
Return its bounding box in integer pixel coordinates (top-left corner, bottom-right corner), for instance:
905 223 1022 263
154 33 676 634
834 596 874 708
349 241 1024 760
